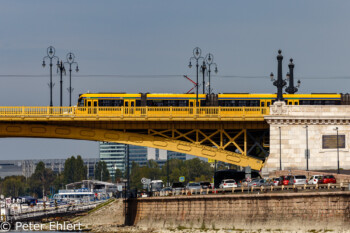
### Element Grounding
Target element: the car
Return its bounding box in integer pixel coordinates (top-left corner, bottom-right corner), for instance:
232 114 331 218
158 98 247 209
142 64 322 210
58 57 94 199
248 179 270 187
159 187 172 196
320 175 336 184
219 179 237 189
271 177 280 186
172 182 186 195
186 182 202 194
288 175 308 185
199 181 212 189
278 176 292 185
308 175 323 185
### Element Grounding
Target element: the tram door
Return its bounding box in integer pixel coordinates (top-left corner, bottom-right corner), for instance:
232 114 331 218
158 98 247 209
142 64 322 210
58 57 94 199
124 100 135 115
189 100 195 114
87 99 98 114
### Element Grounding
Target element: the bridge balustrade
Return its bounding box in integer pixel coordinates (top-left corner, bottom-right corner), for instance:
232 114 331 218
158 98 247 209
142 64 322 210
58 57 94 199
0 106 269 119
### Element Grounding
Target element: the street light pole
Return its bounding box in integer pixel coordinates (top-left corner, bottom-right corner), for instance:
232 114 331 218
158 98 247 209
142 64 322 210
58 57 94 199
189 47 204 106
279 126 282 170
126 144 130 195
201 61 206 94
285 58 301 94
205 53 218 95
270 50 287 102
42 46 59 107
57 61 66 107
305 125 309 171
334 127 340 174
64 52 79 107
167 153 170 187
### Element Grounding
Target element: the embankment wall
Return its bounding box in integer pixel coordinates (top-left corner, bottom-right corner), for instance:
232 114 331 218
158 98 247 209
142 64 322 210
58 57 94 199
128 192 350 231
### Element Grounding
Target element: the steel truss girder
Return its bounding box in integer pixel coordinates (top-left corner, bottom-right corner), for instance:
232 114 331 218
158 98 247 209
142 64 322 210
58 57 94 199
0 123 264 170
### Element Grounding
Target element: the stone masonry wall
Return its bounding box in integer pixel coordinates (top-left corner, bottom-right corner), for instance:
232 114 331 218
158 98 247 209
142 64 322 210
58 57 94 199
263 102 350 175
130 192 350 231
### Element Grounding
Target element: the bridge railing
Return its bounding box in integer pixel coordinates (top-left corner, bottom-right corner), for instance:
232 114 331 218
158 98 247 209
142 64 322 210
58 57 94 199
0 106 270 119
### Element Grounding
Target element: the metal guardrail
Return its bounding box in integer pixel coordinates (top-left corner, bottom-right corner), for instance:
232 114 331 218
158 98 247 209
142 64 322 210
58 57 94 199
151 183 349 197
0 106 269 119
7 200 106 222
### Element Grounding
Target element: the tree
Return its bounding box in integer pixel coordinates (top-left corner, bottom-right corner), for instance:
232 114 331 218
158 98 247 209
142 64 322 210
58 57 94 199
94 161 110 181
114 168 123 182
29 161 56 198
63 155 87 185
2 176 27 197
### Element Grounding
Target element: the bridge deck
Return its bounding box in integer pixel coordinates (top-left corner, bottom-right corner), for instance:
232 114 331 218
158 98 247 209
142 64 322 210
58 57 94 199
0 106 269 121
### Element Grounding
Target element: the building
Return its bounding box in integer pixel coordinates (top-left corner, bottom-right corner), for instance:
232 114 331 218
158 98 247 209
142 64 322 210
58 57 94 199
0 158 99 179
99 142 127 177
99 143 188 175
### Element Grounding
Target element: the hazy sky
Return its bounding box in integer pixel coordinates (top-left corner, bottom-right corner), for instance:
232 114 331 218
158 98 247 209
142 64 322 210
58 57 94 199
0 1 350 160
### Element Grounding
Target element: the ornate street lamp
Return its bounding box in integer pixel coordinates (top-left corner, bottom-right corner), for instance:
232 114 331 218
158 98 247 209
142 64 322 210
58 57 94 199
188 47 204 106
57 61 66 107
200 61 206 94
42 46 59 107
64 52 79 106
205 53 218 95
270 50 287 101
285 58 301 94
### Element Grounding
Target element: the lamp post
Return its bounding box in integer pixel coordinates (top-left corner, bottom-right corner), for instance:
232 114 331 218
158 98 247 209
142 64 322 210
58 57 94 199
200 61 206 94
304 125 309 171
188 47 204 106
270 50 287 101
57 61 66 107
285 58 301 94
167 153 170 187
64 52 79 106
334 127 340 174
279 126 282 170
42 46 59 107
126 144 130 196
205 53 218 95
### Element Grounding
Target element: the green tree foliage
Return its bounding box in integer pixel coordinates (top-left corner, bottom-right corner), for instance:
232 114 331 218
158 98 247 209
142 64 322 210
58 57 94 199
114 168 123 182
63 155 87 184
130 158 214 189
94 161 110 181
29 161 56 198
130 160 162 189
1 176 27 197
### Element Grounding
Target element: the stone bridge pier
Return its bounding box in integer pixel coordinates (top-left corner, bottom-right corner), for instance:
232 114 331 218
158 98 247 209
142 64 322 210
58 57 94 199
263 101 350 175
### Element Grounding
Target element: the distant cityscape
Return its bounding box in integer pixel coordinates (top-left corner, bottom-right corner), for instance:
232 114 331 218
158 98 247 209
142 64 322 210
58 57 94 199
0 142 190 178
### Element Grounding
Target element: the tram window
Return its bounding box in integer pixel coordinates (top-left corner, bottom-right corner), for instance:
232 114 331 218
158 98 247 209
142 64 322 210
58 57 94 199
78 98 84 107
98 99 123 107
238 100 247 106
136 100 141 106
179 100 188 106
250 100 259 106
261 102 265 107
267 102 270 107
314 100 323 105
200 100 206 106
325 100 336 105
131 102 134 107
147 100 163 106
288 101 292 105
300 100 311 105
88 101 91 107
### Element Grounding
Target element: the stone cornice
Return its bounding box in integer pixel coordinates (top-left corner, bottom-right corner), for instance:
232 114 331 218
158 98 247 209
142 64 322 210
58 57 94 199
265 116 350 125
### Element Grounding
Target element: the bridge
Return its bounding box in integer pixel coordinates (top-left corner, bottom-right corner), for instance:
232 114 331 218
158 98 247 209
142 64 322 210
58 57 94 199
0 106 269 170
